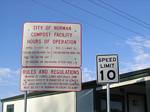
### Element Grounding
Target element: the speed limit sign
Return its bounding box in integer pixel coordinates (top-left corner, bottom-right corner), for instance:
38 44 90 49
96 54 119 83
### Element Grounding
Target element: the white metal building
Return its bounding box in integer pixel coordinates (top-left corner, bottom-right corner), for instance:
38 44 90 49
1 68 150 112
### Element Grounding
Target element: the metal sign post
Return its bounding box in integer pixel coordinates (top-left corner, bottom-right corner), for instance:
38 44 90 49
24 91 27 112
21 22 82 112
107 83 110 112
96 54 119 112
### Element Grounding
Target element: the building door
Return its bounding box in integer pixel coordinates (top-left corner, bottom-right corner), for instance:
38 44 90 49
96 93 124 112
128 94 146 112
100 98 123 112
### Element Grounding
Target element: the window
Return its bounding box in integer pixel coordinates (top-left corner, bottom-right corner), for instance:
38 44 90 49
7 104 14 112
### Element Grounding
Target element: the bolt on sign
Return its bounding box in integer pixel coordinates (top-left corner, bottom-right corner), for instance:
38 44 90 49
96 54 119 83
21 22 82 91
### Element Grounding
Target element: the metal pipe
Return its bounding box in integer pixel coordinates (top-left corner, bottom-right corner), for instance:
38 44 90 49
24 91 27 112
107 83 110 112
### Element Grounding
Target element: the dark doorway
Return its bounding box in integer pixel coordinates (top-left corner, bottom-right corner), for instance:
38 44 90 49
95 92 124 112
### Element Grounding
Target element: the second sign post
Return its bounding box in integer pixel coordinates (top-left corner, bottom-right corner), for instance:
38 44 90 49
21 22 82 112
97 54 119 112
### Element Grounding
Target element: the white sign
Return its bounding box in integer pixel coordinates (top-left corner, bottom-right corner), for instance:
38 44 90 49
96 54 119 83
22 22 81 67
21 22 82 92
21 68 81 91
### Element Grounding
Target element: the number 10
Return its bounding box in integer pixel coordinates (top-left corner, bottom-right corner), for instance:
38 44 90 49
100 70 116 80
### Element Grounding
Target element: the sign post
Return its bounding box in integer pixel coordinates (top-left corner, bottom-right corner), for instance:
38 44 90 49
24 91 27 112
21 22 82 112
107 83 110 112
96 54 119 112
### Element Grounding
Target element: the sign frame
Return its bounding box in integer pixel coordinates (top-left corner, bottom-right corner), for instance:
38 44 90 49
96 54 119 84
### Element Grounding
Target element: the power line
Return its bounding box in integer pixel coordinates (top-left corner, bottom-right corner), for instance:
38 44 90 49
88 0 150 30
30 0 126 39
62 0 146 37
97 0 150 28
31 0 66 17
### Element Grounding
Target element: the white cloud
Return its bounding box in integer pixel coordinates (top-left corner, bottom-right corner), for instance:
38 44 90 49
135 53 150 62
121 61 150 73
0 68 19 76
0 68 20 86
121 36 150 73
82 68 96 82
126 36 150 53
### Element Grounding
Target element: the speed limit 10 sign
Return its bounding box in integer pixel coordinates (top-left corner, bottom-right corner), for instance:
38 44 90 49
96 54 119 84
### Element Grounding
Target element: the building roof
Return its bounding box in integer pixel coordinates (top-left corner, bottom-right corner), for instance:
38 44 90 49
1 68 150 102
